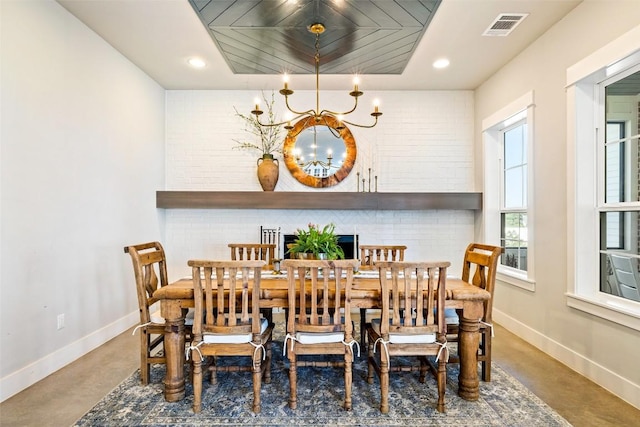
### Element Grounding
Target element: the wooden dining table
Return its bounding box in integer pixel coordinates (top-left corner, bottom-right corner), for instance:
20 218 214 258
154 271 490 403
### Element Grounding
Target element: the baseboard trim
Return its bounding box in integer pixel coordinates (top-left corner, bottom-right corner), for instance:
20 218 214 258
493 308 640 410
0 311 138 402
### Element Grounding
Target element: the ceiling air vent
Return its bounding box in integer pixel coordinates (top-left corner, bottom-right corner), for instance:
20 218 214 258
482 13 529 37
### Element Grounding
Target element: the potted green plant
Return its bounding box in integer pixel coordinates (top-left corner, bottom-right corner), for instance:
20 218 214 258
287 223 345 260
233 91 285 191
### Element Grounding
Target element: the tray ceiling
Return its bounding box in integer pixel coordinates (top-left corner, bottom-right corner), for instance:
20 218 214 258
188 0 441 75
56 0 584 90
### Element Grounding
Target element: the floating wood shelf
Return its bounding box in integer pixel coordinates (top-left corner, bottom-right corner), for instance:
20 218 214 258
156 191 482 210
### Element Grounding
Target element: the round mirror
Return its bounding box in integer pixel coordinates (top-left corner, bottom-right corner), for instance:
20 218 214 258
283 115 356 188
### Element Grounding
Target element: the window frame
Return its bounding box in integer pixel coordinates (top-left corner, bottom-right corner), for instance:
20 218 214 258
500 118 529 273
482 92 536 291
566 28 640 331
603 121 626 250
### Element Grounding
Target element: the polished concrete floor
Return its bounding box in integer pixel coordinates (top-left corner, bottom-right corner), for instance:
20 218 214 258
1 319 639 426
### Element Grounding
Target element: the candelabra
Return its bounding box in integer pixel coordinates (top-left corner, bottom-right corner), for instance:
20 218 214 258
357 167 378 192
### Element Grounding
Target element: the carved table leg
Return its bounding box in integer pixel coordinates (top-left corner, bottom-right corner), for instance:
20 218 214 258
162 300 186 402
457 302 482 401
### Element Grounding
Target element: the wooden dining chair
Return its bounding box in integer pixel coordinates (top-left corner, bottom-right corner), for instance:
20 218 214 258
358 245 407 345
229 243 278 323
260 226 280 246
366 261 450 413
228 243 276 270
445 243 503 381
281 258 360 410
124 241 194 385
359 245 407 269
187 260 274 414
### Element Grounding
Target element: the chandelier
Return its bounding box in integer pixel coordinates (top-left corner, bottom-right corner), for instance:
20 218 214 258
250 23 382 132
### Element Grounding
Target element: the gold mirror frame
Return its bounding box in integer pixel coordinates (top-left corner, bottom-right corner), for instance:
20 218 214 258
283 115 357 188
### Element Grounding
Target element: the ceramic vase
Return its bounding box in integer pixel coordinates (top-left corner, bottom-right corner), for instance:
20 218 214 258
257 154 279 191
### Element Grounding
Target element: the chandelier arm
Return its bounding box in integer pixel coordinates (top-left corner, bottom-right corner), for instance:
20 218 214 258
303 160 335 168
288 128 303 138
254 112 310 128
300 159 338 171
340 115 380 129
319 96 360 117
325 126 342 138
310 115 343 139
282 94 317 117
254 116 293 128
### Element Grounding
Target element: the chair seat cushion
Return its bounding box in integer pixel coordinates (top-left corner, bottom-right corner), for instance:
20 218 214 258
149 308 164 324
444 308 459 325
295 331 344 345
202 318 268 344
185 308 195 326
149 307 195 326
371 319 436 344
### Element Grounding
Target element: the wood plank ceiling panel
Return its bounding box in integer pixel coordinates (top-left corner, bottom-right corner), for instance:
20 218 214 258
188 0 441 75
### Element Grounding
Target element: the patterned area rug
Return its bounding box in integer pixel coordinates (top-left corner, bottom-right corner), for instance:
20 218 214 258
74 338 571 426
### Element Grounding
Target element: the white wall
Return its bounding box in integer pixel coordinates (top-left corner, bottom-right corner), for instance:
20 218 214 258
0 0 166 400
163 90 476 280
474 1 640 408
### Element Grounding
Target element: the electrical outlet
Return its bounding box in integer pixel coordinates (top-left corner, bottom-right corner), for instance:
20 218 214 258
57 314 65 330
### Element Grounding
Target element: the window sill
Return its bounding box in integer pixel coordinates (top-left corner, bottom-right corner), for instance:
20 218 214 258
497 270 535 292
566 293 640 331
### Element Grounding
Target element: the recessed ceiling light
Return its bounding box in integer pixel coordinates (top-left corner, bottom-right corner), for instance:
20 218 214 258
188 57 206 69
433 58 450 69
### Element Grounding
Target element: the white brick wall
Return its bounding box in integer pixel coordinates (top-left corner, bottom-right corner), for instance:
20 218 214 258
164 90 475 279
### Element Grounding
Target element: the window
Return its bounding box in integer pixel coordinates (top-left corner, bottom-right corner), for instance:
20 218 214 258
566 32 640 330
482 92 535 291
599 70 640 302
501 120 528 272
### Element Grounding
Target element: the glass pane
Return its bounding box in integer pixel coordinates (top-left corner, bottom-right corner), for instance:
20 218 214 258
604 140 623 203
604 135 640 203
626 135 639 203
504 166 525 208
504 125 525 169
599 210 640 250
605 68 640 203
600 250 640 302
500 212 528 271
606 122 624 142
603 211 623 249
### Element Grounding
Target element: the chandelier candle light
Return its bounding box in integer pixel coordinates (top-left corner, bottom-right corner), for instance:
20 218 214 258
250 23 382 131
